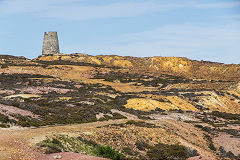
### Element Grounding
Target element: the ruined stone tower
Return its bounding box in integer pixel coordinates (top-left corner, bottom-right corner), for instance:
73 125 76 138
42 31 60 55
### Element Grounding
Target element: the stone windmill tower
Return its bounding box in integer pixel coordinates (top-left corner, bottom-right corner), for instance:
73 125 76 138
42 31 60 55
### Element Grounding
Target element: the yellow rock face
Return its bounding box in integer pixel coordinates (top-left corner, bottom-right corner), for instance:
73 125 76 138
58 97 72 100
77 57 86 61
88 57 102 65
124 97 198 111
124 98 174 111
166 96 199 111
228 90 240 99
113 60 133 68
100 56 113 64
61 56 73 61
234 82 240 93
38 56 60 61
200 91 240 114
150 57 193 73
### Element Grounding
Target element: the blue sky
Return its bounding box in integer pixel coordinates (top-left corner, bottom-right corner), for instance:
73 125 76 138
0 0 239 64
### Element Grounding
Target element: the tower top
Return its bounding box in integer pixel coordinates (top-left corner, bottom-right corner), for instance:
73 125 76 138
42 31 60 55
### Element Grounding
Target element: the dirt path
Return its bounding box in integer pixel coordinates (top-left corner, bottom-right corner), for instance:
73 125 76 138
0 117 217 160
0 119 129 160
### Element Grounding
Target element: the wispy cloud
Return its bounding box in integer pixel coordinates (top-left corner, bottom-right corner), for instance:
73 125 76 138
0 0 240 20
218 14 240 20
194 1 240 9
68 22 240 63
0 0 80 16
40 2 157 20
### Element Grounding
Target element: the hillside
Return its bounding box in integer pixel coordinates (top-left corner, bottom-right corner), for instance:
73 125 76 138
35 54 240 114
0 54 239 160
36 53 240 81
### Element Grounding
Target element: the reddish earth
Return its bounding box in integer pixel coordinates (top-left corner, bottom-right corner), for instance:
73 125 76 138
213 133 240 156
45 152 109 160
0 103 39 120
0 89 15 95
19 87 73 94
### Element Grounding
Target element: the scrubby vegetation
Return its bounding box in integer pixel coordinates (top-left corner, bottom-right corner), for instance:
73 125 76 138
38 135 200 160
211 111 240 120
194 124 212 134
96 145 125 160
92 71 191 88
146 143 198 160
0 73 53 89
0 113 13 128
125 120 158 128
0 113 10 123
0 123 10 128
36 60 120 69
218 146 240 159
1 64 8 68
204 134 216 151
39 135 95 154
0 73 128 127
0 96 127 127
38 135 126 160
135 141 151 151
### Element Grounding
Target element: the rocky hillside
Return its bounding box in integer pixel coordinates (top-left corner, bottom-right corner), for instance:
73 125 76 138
0 54 239 160
34 54 240 114
36 53 240 81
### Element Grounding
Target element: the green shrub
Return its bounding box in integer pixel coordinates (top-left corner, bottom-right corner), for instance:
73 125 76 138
1 64 8 68
0 113 9 123
147 143 198 160
0 123 10 128
96 145 125 160
39 136 63 153
194 124 203 129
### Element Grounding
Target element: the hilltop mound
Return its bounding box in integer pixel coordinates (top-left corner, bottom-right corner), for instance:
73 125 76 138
35 54 240 81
